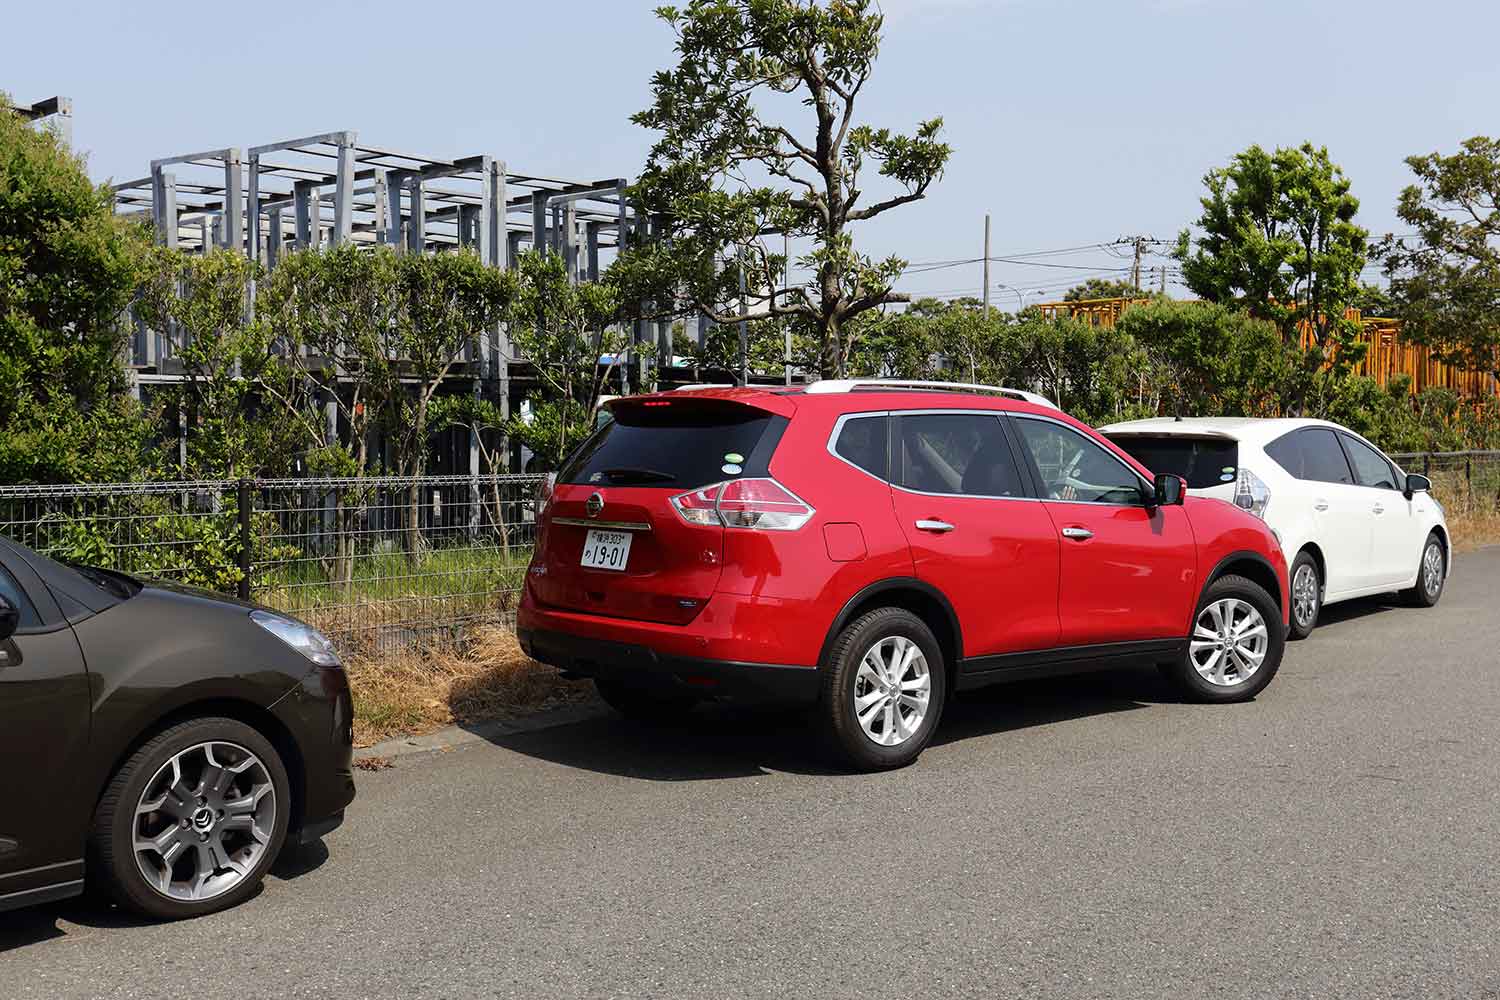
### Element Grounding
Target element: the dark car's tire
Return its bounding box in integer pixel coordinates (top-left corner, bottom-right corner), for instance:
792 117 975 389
1164 574 1284 704
89 717 291 920
819 607 947 771
1288 550 1321 640
1402 531 1447 608
594 677 699 722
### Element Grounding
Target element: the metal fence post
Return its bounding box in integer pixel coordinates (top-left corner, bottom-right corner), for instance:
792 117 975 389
237 479 253 601
1423 454 1431 476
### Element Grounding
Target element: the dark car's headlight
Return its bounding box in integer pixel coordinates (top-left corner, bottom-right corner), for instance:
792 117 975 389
250 610 342 667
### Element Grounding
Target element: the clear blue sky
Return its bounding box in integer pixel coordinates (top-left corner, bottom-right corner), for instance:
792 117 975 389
7 0 1498 304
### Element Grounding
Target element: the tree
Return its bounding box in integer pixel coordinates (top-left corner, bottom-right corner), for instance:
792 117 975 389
1379 136 1500 383
387 250 513 557
1011 313 1143 424
0 95 153 483
1174 143 1368 388
615 0 951 378
1063 278 1142 302
136 248 313 478
502 250 631 471
1115 299 1300 418
258 243 404 477
1350 282 1396 319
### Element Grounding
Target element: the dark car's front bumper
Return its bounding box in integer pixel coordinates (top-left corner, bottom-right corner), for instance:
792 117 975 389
519 627 821 704
271 666 357 840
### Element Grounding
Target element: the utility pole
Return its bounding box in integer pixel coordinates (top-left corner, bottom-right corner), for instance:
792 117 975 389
1159 264 1166 294
982 214 992 319
1131 236 1144 293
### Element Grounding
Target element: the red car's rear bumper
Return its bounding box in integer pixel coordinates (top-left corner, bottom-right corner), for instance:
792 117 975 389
517 588 823 703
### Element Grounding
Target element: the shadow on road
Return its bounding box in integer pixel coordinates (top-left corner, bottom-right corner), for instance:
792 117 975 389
0 839 331 953
479 666 1167 782
1313 594 1403 630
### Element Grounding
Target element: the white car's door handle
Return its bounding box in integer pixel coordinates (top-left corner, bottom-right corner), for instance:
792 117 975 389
1314 500 1330 512
914 519 954 533
1372 503 1385 514
1061 526 1094 540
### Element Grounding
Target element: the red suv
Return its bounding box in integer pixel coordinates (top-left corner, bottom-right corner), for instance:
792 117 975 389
518 380 1289 769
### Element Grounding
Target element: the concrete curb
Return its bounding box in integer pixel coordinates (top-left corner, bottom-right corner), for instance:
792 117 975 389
355 701 609 762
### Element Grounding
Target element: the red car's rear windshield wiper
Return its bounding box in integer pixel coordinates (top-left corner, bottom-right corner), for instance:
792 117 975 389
600 468 677 484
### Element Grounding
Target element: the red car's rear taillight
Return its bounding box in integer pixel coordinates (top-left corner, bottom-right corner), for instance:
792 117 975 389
669 477 814 531
536 472 557 515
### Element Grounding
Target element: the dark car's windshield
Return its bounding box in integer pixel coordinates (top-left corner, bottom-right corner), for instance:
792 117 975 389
69 564 142 601
1107 435 1239 489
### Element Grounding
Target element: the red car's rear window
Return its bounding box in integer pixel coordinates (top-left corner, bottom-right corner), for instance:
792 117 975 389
559 399 785 490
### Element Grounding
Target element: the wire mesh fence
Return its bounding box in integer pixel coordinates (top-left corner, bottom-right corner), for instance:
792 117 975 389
1390 451 1500 518
0 474 546 654
2 455 1495 656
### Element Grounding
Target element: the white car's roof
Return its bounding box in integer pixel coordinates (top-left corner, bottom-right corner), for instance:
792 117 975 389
1098 416 1342 446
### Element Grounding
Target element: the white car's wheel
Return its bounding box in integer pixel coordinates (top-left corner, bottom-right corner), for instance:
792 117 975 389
1288 551 1321 640
1402 532 1446 608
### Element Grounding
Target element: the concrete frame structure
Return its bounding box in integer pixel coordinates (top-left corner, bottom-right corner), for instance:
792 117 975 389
6 96 73 147
109 127 639 476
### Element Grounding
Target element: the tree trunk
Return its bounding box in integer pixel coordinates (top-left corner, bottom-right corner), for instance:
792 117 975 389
821 316 843 379
405 395 430 566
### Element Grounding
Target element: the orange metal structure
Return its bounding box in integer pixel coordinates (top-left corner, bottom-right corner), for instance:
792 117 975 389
1034 297 1499 398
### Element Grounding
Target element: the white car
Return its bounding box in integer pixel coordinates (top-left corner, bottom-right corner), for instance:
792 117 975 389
1099 417 1451 638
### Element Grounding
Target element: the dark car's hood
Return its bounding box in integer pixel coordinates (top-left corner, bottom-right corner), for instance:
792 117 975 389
136 577 270 613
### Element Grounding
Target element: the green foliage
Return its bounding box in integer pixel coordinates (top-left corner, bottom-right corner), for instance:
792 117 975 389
40 499 243 592
1011 313 1146 424
1063 278 1143 302
0 95 154 482
1379 136 1500 380
1175 143 1368 411
841 301 1148 425
1115 299 1302 418
504 250 631 470
136 247 313 478
617 0 951 377
258 243 404 473
384 249 514 479
1351 282 1396 318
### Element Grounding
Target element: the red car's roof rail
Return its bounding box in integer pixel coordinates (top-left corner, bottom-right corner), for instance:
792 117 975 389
805 379 1059 410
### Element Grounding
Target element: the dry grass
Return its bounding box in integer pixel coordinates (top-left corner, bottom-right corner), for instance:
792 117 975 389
345 625 594 748
1448 508 1500 552
1428 469 1500 552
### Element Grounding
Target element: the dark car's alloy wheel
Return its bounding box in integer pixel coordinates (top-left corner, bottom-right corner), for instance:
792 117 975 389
1164 574 1284 703
1288 551 1321 640
133 741 277 902
821 607 946 771
91 717 291 920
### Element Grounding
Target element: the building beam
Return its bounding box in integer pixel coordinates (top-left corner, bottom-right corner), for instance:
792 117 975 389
331 131 356 245
221 149 243 251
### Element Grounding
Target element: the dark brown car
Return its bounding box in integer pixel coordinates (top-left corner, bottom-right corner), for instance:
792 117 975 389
0 537 355 920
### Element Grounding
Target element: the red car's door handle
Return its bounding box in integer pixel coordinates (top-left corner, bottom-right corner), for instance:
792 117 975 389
1061 526 1094 540
914 519 955 533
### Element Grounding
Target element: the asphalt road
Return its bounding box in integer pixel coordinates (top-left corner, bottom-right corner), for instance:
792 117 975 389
4 550 1499 999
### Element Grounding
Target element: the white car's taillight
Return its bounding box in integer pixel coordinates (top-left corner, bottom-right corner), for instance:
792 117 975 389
1234 467 1271 519
669 478 814 531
